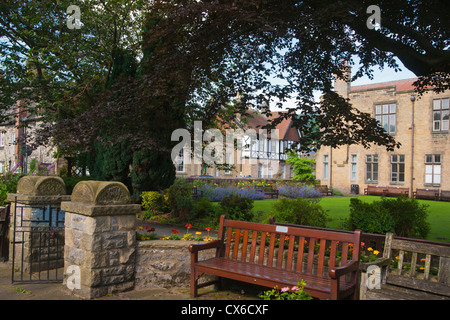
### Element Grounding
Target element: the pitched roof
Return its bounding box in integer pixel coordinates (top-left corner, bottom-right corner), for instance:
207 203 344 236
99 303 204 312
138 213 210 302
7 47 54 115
350 77 418 92
239 109 300 141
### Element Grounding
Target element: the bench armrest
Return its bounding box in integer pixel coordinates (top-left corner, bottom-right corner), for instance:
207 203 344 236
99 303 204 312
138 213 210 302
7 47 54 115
358 257 390 272
329 260 360 279
188 240 223 254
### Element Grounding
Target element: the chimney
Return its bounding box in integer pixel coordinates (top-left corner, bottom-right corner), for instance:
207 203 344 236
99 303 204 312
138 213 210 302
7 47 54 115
334 61 351 98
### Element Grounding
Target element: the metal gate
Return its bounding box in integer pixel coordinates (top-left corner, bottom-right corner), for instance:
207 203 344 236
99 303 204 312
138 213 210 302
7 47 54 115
11 198 65 283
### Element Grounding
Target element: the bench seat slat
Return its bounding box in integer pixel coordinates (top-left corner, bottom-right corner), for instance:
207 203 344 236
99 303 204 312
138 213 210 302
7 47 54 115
196 258 355 298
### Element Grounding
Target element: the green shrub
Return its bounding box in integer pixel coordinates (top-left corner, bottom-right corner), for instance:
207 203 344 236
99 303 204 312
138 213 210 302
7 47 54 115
175 196 195 222
347 198 395 235
347 197 430 239
168 183 192 212
270 197 328 227
194 197 215 219
220 195 254 221
141 191 169 220
0 172 22 206
379 196 430 239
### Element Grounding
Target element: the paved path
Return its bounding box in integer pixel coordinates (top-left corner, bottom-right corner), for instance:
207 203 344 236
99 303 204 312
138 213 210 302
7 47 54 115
0 261 262 300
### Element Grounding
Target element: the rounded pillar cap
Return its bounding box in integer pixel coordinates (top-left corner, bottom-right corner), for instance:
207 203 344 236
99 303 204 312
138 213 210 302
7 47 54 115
71 180 131 205
16 176 66 195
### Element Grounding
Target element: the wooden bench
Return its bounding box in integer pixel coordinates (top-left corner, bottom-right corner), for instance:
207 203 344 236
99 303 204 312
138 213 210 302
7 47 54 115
316 185 333 196
364 185 388 196
384 186 409 198
364 233 450 300
189 215 361 300
412 188 439 201
255 185 279 199
438 190 450 202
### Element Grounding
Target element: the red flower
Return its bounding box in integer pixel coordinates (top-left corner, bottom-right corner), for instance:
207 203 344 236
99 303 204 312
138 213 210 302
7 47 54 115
172 229 180 234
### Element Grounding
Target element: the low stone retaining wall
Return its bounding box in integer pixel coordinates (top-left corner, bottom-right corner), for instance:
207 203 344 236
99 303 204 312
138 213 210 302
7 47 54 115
135 240 216 289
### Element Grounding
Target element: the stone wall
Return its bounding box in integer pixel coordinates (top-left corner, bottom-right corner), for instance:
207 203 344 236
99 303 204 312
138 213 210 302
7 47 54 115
135 240 216 289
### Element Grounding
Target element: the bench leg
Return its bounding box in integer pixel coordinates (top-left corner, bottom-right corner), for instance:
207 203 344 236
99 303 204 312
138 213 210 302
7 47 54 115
214 276 222 291
190 271 198 298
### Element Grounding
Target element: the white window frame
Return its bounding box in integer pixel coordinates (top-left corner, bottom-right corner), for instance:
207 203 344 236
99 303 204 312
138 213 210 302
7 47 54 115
375 103 396 135
176 148 185 173
323 155 329 180
391 154 405 184
366 154 379 183
225 153 231 174
351 154 357 180
425 154 441 186
432 98 449 132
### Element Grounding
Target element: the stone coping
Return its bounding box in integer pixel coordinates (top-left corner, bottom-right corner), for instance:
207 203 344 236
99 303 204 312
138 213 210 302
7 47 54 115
61 201 141 217
137 239 207 248
7 193 71 204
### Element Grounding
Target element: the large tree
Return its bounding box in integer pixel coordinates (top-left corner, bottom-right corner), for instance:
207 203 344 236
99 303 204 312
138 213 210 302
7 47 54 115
52 0 448 153
1 1 448 186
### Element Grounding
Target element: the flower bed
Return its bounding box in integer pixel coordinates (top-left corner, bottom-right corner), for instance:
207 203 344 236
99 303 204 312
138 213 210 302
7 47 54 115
137 224 216 242
277 184 321 199
198 184 264 202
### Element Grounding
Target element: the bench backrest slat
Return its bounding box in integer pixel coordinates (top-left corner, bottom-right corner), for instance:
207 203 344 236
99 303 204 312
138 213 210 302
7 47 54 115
286 235 296 270
241 230 249 262
217 215 361 279
277 234 286 268
296 236 305 273
258 232 267 265
317 239 327 276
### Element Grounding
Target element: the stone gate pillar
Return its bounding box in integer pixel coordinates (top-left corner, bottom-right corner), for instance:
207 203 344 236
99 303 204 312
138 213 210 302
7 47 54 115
61 181 140 299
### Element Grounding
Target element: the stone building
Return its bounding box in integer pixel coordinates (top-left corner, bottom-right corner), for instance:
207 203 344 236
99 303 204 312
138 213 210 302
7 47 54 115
315 72 450 195
175 109 304 179
0 102 58 174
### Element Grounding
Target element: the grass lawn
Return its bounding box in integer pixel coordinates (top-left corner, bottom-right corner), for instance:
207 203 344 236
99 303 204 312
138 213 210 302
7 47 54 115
252 196 450 243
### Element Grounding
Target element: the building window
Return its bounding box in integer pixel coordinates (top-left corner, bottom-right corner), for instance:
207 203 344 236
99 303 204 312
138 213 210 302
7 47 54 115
375 103 396 134
258 163 263 178
425 154 441 186
432 98 449 132
351 155 357 180
0 162 4 173
225 153 231 174
280 164 285 179
366 154 378 183
176 149 185 173
0 132 4 147
11 132 16 145
323 155 329 180
391 154 405 184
